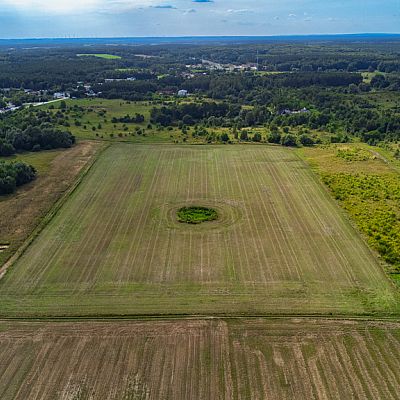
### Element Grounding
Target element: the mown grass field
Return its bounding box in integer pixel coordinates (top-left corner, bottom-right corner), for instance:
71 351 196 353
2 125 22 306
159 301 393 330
0 144 397 317
1 318 400 400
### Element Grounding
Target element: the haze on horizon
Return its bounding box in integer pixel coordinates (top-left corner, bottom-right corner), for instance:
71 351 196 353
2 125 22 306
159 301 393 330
0 0 399 39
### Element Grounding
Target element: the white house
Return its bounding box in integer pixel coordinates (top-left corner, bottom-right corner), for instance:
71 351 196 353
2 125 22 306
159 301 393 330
53 92 69 99
177 89 188 97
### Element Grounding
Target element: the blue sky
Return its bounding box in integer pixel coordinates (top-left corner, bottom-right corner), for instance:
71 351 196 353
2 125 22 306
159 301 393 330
0 0 399 38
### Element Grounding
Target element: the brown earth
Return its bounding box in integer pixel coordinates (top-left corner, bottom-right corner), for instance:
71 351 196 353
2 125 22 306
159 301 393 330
0 318 399 400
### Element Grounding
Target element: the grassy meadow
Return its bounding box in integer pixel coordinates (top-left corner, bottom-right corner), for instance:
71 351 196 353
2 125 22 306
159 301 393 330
300 144 400 283
0 144 397 317
41 98 330 145
43 98 184 143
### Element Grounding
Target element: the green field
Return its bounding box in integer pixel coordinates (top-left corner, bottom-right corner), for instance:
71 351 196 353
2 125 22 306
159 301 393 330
0 149 63 174
359 90 400 110
0 144 398 317
0 143 102 270
77 53 122 60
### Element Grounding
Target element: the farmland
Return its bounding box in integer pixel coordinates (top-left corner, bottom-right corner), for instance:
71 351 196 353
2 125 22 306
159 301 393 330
0 143 398 317
2 37 400 400
0 141 102 267
77 53 122 59
1 318 400 399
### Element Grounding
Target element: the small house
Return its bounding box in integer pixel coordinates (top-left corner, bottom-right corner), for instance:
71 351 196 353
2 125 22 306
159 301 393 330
177 89 188 97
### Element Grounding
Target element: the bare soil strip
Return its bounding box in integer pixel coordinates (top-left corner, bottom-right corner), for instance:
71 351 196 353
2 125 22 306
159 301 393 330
0 318 399 400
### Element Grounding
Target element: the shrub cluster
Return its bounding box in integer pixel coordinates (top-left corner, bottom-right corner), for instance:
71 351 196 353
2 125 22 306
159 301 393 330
0 161 36 195
322 172 400 269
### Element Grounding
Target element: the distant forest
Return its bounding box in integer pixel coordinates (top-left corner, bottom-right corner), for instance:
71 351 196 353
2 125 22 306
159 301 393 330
1 40 400 147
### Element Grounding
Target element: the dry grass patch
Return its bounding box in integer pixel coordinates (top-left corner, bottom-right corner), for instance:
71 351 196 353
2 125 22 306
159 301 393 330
0 141 103 267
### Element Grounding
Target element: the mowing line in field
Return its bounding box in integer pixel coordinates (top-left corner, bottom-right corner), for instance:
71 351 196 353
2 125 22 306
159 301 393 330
247 148 295 281
123 149 166 282
218 150 250 285
255 149 302 281
232 148 269 283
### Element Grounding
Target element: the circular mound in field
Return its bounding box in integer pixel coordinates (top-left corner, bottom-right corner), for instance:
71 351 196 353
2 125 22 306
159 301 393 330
154 200 243 233
177 206 218 224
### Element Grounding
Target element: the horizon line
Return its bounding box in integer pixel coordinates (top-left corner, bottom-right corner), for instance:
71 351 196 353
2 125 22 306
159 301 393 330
1 32 400 41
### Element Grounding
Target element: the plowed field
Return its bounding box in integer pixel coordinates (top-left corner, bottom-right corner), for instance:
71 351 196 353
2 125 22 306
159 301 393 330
1 318 400 400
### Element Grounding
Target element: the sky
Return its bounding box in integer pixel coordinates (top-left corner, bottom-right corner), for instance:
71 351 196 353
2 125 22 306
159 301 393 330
0 0 399 38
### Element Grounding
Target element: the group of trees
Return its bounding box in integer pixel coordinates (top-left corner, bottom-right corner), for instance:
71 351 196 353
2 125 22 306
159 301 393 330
111 113 145 124
0 124 75 156
0 106 76 155
150 102 241 126
0 161 36 194
1 40 400 90
93 81 158 101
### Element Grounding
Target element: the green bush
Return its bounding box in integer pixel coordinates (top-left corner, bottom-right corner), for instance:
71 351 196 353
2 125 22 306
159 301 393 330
281 133 298 147
0 161 36 195
177 206 218 224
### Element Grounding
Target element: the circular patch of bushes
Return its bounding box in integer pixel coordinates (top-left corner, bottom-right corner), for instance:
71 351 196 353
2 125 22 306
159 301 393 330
177 206 218 224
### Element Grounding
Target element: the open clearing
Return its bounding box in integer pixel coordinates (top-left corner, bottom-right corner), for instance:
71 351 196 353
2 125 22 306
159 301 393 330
0 144 398 317
77 53 122 59
44 99 178 142
1 318 400 399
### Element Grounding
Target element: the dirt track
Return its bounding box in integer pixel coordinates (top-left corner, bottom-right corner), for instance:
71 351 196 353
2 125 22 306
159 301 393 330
1 318 400 400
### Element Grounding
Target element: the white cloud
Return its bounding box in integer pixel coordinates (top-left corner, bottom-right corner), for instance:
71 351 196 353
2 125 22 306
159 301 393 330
3 0 101 13
2 0 160 14
227 9 251 14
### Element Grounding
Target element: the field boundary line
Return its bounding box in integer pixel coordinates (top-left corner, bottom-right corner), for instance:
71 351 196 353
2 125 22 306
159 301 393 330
0 141 110 281
1 313 400 323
